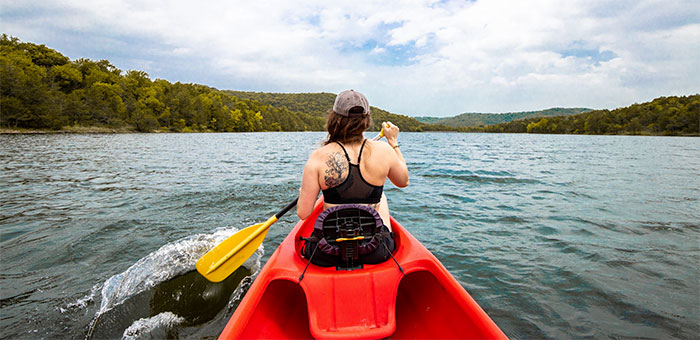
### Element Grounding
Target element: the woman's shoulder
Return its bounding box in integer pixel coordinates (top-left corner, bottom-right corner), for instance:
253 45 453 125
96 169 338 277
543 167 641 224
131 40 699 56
366 139 393 153
309 143 338 160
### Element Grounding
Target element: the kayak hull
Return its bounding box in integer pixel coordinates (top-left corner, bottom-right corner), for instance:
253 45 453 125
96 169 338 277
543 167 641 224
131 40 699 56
219 202 507 339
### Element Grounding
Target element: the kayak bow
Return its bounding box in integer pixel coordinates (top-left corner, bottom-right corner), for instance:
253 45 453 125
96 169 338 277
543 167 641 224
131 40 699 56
219 201 508 339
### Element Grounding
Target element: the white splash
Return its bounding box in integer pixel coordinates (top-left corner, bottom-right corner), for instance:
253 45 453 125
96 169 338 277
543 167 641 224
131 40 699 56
77 225 262 339
60 284 100 313
121 312 185 340
97 225 261 315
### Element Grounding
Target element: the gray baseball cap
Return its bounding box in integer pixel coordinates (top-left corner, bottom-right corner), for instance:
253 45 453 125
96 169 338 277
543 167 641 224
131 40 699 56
333 89 370 116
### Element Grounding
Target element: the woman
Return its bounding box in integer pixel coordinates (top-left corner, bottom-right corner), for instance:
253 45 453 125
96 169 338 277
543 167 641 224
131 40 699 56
297 89 409 230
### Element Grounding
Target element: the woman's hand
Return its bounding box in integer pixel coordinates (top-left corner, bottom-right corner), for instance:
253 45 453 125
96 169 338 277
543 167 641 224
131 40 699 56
382 121 399 147
382 121 409 187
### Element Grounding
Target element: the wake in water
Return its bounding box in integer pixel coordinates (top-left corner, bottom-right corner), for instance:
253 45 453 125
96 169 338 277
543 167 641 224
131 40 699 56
121 312 185 340
60 226 262 340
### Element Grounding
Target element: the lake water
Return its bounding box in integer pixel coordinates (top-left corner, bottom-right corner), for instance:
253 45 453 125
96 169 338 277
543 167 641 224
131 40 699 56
1 132 698 339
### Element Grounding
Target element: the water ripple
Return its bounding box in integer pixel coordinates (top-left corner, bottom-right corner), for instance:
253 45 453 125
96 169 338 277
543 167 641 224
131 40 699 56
1 132 699 340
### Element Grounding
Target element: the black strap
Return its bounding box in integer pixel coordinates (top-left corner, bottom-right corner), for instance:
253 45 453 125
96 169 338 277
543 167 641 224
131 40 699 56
382 236 405 276
298 243 319 283
372 229 392 241
335 142 351 162
357 139 367 163
299 235 320 243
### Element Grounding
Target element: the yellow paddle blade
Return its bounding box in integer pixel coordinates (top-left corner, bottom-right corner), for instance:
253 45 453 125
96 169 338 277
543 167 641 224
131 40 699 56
196 217 276 282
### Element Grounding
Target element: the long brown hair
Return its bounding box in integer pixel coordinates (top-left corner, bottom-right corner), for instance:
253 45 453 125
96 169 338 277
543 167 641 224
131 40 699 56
324 109 372 145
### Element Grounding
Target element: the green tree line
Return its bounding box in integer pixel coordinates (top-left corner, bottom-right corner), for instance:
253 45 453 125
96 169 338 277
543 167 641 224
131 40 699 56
227 91 336 117
226 90 456 132
0 35 326 132
479 95 699 136
415 108 591 127
1 35 452 133
5 35 693 135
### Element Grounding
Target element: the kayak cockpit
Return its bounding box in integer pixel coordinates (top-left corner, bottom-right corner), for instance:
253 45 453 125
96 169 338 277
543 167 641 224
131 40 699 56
234 279 312 339
395 270 504 339
219 202 507 339
231 269 503 339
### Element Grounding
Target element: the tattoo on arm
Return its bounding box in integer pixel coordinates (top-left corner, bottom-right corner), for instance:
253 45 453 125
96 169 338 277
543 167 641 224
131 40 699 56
324 152 348 188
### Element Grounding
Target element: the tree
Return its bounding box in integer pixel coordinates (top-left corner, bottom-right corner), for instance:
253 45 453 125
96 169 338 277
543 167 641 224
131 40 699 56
0 43 49 127
49 64 82 93
85 82 126 126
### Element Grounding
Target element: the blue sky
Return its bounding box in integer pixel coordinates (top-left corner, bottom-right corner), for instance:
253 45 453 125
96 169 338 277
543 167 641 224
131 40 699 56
1 0 698 116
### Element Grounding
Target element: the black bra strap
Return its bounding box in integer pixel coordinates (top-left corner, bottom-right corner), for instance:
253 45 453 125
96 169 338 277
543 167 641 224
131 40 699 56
357 139 367 163
335 142 351 162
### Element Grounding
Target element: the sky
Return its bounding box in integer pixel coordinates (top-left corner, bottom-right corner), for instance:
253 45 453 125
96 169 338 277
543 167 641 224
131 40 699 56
1 0 699 117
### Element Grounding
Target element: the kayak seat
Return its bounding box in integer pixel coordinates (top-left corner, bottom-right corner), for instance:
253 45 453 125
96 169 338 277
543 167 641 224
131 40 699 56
300 204 395 270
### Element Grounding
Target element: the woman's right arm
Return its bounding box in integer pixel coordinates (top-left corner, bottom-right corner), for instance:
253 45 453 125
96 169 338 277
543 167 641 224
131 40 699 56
297 155 321 220
383 122 409 188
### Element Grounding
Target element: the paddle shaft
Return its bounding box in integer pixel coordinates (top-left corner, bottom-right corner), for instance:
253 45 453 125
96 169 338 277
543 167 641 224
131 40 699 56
276 197 298 219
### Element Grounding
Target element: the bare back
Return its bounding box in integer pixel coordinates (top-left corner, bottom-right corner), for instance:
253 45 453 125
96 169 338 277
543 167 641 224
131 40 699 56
298 138 408 228
318 140 389 190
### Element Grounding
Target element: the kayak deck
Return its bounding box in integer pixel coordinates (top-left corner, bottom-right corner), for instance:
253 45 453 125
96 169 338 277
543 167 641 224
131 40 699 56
220 202 507 339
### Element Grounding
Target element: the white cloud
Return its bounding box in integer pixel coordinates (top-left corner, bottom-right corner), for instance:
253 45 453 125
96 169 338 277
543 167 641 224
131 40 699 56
1 0 698 115
370 46 386 55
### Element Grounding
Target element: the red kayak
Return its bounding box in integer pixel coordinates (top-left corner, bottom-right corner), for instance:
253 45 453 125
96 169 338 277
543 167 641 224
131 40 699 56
219 201 508 339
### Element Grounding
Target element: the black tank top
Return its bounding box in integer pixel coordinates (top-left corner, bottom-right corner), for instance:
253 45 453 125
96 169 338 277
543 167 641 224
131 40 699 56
322 139 384 204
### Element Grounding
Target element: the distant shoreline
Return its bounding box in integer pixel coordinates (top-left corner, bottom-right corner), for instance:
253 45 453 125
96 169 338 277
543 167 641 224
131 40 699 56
3 36 696 137
0 126 136 134
2 127 697 137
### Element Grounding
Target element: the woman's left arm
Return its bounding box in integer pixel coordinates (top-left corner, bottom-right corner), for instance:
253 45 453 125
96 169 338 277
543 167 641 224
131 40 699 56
297 156 321 220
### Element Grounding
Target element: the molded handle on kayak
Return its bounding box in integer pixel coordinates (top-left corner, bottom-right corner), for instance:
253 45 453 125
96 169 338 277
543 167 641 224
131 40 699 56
275 198 299 219
335 236 367 242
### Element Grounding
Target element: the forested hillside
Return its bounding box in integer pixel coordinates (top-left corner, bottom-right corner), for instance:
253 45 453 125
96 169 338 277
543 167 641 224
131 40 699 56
2 36 695 136
0 35 329 132
226 90 454 132
416 108 591 127
0 36 450 132
480 95 699 135
227 91 335 117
